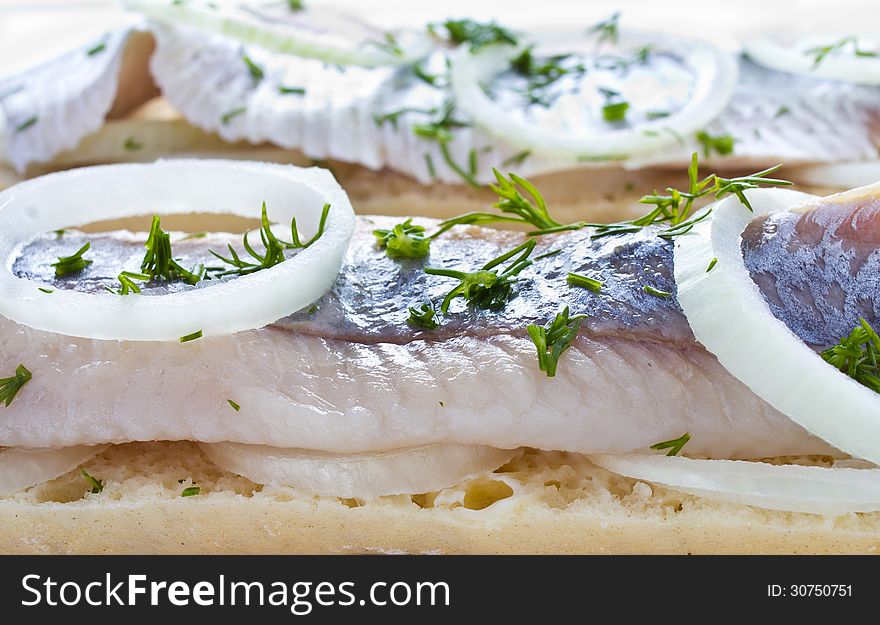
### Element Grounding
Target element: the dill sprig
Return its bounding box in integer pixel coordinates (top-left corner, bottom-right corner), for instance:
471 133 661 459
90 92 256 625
141 216 201 285
0 364 31 407
600 87 629 122
108 271 151 296
425 239 536 313
696 130 735 157
407 301 440 330
433 169 567 237
209 202 330 277
820 318 880 393
51 242 93 277
374 219 431 258
527 306 587 377
650 432 691 456
81 469 104 494
566 272 603 292
365 32 403 57
588 153 792 240
510 46 585 107
179 330 203 343
432 18 518 51
242 53 265 81
181 486 201 497
805 36 877 68
587 11 621 45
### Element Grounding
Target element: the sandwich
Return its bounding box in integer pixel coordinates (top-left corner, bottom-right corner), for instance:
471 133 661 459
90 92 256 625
1 155 880 554
1 3 880 555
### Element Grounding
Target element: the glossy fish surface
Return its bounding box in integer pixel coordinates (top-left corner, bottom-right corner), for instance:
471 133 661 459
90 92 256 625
2 200 878 458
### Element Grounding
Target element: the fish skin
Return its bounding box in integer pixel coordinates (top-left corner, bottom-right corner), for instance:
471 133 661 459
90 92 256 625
2 204 870 458
743 197 880 347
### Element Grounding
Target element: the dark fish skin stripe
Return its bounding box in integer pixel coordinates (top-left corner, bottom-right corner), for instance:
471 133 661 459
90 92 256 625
742 198 880 348
13 205 880 350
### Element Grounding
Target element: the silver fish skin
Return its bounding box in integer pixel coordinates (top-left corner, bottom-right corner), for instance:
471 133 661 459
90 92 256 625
3 202 877 458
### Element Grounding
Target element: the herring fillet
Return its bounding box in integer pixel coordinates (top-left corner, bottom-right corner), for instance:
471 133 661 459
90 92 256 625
4 201 879 458
0 27 158 173
149 24 880 184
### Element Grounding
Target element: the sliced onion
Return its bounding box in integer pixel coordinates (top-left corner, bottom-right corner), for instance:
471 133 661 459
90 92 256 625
122 0 431 67
0 159 355 341
201 442 517 499
0 445 109 496
745 35 880 86
673 185 880 465
791 161 880 191
590 453 880 515
450 30 737 159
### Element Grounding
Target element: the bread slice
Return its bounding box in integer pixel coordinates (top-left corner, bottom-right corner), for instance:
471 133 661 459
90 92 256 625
1 442 877 554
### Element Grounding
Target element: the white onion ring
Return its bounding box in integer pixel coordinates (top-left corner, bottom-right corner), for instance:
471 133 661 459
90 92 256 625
745 35 880 86
792 161 880 190
0 445 109 496
0 159 355 341
201 442 518 499
122 0 431 67
450 30 738 159
674 185 880 465
591 453 880 515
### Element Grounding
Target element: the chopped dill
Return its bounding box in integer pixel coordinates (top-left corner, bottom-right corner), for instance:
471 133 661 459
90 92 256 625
51 242 93 277
0 365 31 407
527 306 587 377
650 432 691 456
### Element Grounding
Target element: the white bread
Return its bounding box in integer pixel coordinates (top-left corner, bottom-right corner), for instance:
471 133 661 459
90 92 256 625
2 442 877 554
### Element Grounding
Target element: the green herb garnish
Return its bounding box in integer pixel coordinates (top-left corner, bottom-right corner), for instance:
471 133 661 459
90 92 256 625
278 85 306 95
434 169 566 237
820 318 880 393
706 257 718 272
109 271 150 295
696 130 735 157
527 306 587 377
510 46 585 107
774 106 791 118
179 330 203 343
365 32 403 57
502 150 531 168
221 107 246 125
287 0 304 10
81 469 104 493
38 287 53 294
86 42 106 56
227 399 241 411
566 272 603 292
603 102 630 122
407 301 440 330
587 11 620 44
374 219 431 258
123 136 143 151
650 432 690 456
805 36 877 68
643 285 672 298
434 18 518 51
141 216 201 285
51 242 93 277
209 202 330 276
0 365 31 407
181 486 201 497
589 153 792 240
15 116 37 133
425 239 535 313
242 54 264 81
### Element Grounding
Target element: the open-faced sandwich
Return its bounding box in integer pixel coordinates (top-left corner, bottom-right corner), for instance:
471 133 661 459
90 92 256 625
1 3 880 554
